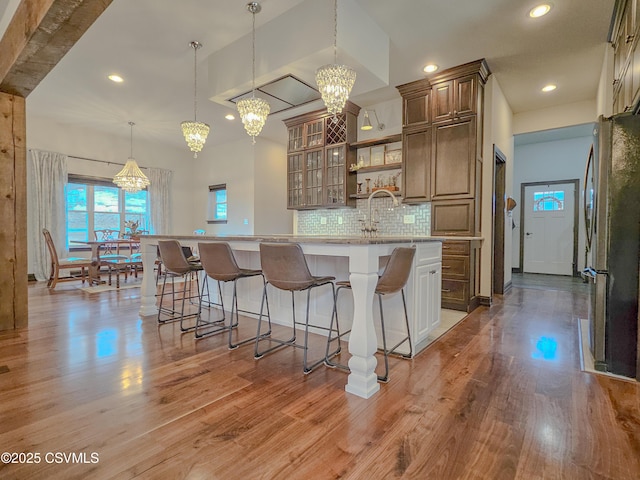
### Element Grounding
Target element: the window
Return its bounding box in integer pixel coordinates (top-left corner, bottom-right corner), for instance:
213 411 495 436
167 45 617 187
66 175 149 249
533 190 565 212
207 184 227 224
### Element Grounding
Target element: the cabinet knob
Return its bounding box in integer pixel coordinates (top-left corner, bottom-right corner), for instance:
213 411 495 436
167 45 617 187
626 34 635 44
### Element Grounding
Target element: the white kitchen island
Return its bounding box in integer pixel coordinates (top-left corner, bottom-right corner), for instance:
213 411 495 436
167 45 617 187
138 235 442 399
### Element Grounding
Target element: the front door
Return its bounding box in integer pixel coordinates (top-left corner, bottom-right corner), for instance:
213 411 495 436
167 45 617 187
522 182 576 275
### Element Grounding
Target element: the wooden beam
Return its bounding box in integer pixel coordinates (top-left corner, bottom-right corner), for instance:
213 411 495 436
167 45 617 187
0 0 113 97
0 92 27 330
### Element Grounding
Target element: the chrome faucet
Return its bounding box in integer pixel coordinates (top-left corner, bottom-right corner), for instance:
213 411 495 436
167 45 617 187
360 188 399 237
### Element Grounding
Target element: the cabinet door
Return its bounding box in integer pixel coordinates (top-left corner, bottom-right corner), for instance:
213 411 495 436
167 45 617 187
305 119 324 148
402 127 432 202
305 149 324 207
325 145 346 206
404 90 431 126
455 75 477 117
288 125 304 151
431 117 476 200
413 262 442 344
432 81 454 122
431 199 475 236
287 153 304 208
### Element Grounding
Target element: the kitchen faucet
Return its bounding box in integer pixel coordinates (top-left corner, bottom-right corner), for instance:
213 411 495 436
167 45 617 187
360 188 399 237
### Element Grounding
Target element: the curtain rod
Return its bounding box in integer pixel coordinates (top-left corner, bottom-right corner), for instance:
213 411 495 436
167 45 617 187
67 154 148 170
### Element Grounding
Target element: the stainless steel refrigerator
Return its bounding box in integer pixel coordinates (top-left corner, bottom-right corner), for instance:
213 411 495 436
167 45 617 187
583 113 640 379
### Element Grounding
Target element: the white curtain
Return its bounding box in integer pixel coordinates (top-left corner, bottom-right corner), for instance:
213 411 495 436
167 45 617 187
147 167 172 234
27 149 68 281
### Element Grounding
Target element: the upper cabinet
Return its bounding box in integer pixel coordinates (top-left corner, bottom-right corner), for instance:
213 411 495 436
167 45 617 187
284 102 359 210
431 75 478 122
611 0 640 114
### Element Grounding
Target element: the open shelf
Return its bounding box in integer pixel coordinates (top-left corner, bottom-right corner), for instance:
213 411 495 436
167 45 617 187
349 133 402 150
350 190 402 199
350 164 402 174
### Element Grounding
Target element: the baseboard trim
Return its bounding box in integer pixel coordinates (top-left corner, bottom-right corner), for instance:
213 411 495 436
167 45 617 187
28 274 36 282
478 296 491 307
503 280 512 294
512 267 521 274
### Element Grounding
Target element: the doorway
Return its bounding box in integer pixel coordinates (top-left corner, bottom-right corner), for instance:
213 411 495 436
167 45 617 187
492 146 506 295
519 179 579 276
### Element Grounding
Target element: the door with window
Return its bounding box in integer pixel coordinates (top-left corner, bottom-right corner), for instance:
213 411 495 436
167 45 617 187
522 181 577 275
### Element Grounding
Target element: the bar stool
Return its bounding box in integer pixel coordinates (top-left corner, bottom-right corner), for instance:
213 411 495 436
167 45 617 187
157 240 209 331
255 243 342 374
196 242 271 347
326 246 415 382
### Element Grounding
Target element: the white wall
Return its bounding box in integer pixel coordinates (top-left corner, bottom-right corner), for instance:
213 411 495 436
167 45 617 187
482 76 514 297
191 137 292 235
513 100 596 135
511 135 593 272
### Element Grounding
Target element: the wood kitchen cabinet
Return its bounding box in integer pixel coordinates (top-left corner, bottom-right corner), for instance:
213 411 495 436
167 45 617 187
397 59 489 311
284 102 359 209
402 126 432 202
611 0 640 113
441 239 481 312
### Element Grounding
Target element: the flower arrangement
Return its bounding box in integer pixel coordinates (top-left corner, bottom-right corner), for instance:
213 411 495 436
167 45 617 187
124 220 140 236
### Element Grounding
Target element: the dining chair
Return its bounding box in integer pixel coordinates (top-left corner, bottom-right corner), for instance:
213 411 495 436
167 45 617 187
42 228 93 289
93 229 124 256
325 246 415 382
255 243 342 374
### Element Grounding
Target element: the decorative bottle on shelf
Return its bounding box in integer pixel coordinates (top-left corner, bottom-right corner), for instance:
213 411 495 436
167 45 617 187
365 178 371 193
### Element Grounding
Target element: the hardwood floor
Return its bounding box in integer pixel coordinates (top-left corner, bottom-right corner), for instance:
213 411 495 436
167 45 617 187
0 277 638 479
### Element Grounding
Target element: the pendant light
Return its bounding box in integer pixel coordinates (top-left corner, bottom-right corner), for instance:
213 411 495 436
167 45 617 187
237 2 270 144
113 122 150 193
315 0 356 116
181 41 210 157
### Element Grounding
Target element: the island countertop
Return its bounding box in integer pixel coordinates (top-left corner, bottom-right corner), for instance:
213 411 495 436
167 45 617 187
142 234 483 244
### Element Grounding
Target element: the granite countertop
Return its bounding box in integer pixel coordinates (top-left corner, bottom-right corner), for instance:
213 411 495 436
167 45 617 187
143 234 484 244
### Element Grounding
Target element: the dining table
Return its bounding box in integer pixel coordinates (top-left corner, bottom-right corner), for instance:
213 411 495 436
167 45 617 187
73 239 141 285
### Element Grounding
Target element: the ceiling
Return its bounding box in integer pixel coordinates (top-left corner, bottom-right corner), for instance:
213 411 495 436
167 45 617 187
1 0 616 149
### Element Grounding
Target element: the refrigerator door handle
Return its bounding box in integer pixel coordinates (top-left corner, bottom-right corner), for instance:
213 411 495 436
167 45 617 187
583 144 594 251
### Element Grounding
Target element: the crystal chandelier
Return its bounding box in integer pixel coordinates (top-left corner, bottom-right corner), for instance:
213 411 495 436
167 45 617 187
316 0 356 116
113 122 150 193
237 2 270 144
181 41 210 157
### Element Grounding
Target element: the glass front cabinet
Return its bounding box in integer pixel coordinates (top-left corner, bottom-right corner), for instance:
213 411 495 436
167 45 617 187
284 102 359 209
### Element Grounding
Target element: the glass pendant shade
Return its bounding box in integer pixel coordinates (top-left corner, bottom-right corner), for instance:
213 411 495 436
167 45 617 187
113 158 151 192
182 41 209 158
181 120 210 156
237 96 270 143
113 122 150 193
238 2 269 143
316 63 356 116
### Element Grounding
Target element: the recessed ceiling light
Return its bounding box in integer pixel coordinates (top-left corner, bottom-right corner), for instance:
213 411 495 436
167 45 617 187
108 74 124 83
542 84 557 92
423 64 438 73
529 4 552 18
225 114 235 120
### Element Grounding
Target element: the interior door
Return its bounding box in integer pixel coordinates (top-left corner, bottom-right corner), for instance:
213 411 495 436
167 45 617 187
523 182 575 275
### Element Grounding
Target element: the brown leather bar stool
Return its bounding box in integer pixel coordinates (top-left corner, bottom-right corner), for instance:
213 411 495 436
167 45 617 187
255 242 342 374
157 240 209 331
196 242 271 347
326 246 415 382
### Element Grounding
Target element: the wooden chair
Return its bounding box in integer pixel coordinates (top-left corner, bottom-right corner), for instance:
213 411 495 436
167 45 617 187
42 228 93 289
93 229 123 256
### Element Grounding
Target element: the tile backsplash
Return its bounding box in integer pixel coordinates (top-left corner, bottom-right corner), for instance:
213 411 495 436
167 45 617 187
296 198 431 236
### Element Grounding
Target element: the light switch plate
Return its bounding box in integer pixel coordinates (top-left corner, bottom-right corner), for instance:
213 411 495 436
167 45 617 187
403 214 415 224
320 217 327 225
